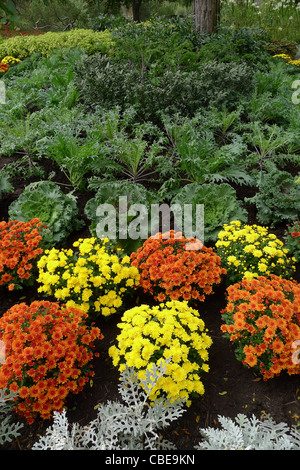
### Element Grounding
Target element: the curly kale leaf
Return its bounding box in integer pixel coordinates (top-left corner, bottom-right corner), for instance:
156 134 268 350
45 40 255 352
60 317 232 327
171 182 248 242
8 181 84 246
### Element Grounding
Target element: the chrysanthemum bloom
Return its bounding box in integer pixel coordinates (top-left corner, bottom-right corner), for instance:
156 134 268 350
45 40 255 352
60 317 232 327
0 62 9 73
131 231 226 303
0 219 45 290
37 237 140 320
0 300 103 423
109 300 212 405
216 221 295 284
221 275 300 380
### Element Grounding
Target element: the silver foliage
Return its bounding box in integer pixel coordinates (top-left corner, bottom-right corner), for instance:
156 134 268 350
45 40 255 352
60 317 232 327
32 359 186 450
196 413 300 450
0 389 23 445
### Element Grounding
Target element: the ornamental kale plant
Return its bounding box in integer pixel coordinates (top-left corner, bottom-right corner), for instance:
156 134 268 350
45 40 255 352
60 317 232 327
171 183 248 242
8 181 84 246
39 129 106 190
85 180 156 253
164 116 252 185
32 359 186 450
0 174 13 200
245 168 300 226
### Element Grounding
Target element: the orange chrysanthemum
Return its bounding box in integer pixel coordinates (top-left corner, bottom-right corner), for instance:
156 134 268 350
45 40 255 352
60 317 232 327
0 62 9 73
0 219 45 291
221 275 300 380
0 301 103 423
131 231 226 303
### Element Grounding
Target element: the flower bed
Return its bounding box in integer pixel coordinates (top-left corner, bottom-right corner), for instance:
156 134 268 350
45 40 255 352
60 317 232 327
0 16 300 450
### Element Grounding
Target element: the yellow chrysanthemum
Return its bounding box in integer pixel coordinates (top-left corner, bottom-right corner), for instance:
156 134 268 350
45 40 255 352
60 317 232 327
37 237 139 320
108 300 212 406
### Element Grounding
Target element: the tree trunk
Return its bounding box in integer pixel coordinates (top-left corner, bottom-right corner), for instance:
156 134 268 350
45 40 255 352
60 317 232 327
132 0 142 22
193 0 220 34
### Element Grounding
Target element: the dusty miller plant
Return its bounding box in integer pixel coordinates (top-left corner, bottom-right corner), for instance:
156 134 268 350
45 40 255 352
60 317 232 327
0 389 23 445
196 413 300 450
32 359 186 450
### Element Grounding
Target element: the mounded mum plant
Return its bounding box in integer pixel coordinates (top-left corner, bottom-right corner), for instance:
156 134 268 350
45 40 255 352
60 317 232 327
0 218 45 291
221 275 300 380
130 230 226 303
109 300 212 406
216 221 295 284
0 300 102 423
37 237 140 320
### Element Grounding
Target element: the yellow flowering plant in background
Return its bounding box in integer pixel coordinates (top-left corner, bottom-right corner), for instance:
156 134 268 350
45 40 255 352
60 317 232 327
273 53 300 67
1 56 22 65
109 300 212 406
0 56 21 73
37 237 140 321
215 221 295 284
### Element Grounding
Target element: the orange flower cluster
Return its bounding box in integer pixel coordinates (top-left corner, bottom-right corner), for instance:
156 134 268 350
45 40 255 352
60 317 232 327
0 300 102 423
0 25 44 39
0 219 44 291
221 275 300 380
0 62 9 73
130 231 226 303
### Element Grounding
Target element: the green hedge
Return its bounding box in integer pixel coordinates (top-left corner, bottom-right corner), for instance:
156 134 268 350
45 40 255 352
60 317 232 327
0 29 113 60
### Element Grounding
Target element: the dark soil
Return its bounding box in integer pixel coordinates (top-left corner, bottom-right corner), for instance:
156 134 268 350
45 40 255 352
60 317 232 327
1 154 300 451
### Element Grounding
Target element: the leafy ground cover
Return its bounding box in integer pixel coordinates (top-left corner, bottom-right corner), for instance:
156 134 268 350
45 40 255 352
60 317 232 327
0 14 300 450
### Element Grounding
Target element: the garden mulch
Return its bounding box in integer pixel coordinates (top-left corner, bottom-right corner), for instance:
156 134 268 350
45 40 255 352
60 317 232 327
0 153 300 451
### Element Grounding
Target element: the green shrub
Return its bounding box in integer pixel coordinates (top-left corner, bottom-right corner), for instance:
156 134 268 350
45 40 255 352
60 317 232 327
197 27 270 66
110 18 201 74
0 29 112 61
74 55 254 123
16 0 91 32
92 13 132 31
264 39 298 59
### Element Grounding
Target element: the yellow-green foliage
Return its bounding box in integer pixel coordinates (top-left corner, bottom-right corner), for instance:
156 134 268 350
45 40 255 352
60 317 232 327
0 29 112 61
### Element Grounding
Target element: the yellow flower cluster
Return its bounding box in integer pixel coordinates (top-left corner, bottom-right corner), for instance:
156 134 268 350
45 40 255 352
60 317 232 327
109 300 212 406
273 53 300 67
37 237 140 319
1 56 21 65
216 221 295 284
